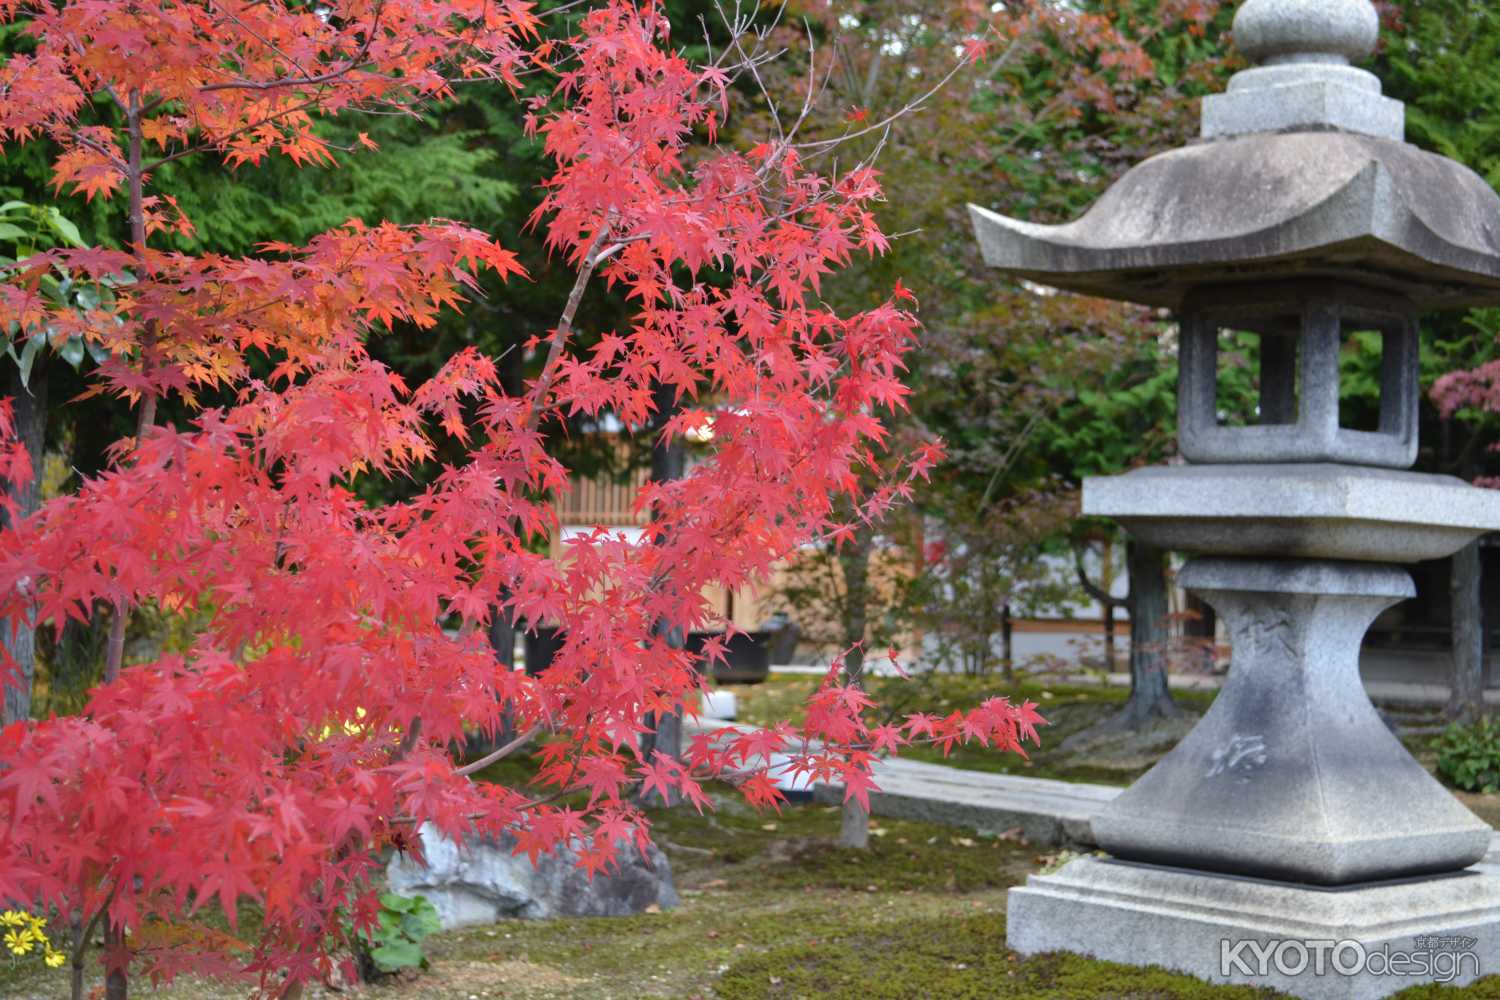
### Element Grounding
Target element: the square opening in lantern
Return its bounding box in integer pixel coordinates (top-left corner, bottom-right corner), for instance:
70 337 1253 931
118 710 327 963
1177 282 1417 469
1337 316 1413 442
1213 322 1301 429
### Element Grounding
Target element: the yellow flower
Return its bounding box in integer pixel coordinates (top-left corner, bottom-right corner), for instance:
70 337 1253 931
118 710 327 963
0 911 55 962
5 927 35 956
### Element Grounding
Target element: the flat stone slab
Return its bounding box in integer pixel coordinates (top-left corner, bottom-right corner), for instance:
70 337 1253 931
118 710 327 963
1084 464 1500 562
687 717 1118 846
812 757 1120 846
1009 855 1500 999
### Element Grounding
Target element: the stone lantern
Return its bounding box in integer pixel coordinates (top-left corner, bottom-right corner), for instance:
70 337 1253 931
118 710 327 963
971 1 1500 996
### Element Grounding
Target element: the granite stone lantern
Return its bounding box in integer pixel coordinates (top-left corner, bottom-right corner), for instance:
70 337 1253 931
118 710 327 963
970 1 1500 996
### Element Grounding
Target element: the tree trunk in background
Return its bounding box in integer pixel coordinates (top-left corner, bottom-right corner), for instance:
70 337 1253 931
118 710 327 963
1112 540 1179 729
836 519 875 850
1000 602 1014 681
2 363 45 725
639 381 687 807
1184 592 1216 671
1103 604 1116 671
1448 539 1485 723
1101 537 1117 671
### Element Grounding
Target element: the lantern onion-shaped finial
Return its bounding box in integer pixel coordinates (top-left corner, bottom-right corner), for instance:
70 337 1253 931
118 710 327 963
1204 0 1401 139
1231 0 1379 66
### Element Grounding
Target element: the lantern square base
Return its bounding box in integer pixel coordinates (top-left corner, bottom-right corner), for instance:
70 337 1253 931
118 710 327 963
1007 856 1500 999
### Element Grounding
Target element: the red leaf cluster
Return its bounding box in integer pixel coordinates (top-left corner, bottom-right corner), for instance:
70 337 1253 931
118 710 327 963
0 0 1044 990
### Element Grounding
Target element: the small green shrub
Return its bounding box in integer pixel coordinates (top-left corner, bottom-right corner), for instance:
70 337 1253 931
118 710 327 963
1433 716 1500 793
362 892 442 975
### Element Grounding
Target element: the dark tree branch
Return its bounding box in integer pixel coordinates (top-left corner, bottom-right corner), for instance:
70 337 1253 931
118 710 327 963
1074 541 1125 609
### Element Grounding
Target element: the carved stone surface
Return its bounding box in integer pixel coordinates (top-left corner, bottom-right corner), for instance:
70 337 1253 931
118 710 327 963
1008 854 1500 1000
1082 464 1500 563
1092 558 1492 885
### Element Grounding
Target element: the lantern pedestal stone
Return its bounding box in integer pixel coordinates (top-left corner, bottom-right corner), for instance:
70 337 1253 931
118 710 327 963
1007 854 1500 1000
1094 558 1489 886
1006 553 1500 998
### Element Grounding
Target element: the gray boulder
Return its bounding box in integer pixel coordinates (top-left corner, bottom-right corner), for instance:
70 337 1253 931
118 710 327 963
386 823 679 929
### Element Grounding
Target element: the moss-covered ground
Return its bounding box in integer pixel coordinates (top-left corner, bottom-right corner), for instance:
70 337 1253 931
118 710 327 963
7 673 1500 997
8 790 1500 998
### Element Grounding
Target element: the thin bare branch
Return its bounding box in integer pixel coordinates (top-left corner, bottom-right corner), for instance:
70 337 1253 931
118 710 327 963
455 723 544 777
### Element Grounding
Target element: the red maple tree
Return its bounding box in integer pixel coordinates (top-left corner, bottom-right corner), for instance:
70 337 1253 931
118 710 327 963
0 1 1043 995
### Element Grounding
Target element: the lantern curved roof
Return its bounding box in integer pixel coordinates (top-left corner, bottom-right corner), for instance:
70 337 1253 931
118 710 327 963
969 132 1500 310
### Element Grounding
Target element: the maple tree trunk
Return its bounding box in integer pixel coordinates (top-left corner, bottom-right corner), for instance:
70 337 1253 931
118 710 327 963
485 601 519 750
1 362 44 725
639 381 687 808
480 336 524 752
837 520 875 850
104 112 155 690
638 697 683 808
91 106 155 1000
69 916 85 1000
104 921 126 1000
1448 539 1485 723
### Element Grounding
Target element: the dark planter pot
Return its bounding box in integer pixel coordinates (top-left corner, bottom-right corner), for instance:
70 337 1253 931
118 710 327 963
523 625 565 677
686 630 772 685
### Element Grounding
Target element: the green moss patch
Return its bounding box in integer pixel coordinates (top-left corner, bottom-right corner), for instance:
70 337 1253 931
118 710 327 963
647 797 1035 893
717 912 1285 1000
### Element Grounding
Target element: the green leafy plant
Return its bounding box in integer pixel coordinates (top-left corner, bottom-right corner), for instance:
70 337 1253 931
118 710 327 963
0 199 119 387
360 892 442 975
1433 716 1500 793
